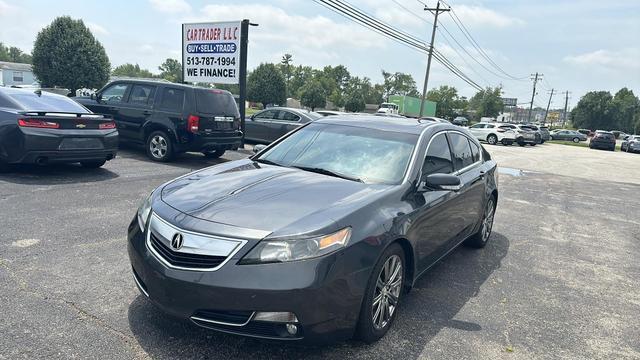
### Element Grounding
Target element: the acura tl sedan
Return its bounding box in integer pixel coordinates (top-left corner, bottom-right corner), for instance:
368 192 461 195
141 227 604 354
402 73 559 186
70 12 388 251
128 115 499 343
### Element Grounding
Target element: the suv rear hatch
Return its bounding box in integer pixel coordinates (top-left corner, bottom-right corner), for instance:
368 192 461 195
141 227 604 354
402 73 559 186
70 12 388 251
192 89 241 133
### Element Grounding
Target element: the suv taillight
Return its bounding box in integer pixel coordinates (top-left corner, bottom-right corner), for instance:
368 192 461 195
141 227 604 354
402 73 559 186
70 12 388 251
187 115 199 133
99 121 116 130
18 118 60 129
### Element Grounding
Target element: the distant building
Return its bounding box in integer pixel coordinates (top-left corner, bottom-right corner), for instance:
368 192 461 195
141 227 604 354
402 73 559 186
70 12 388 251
0 61 36 86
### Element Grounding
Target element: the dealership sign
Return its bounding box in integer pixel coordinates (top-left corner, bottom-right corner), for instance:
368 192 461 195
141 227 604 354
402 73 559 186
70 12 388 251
182 21 241 84
501 97 517 107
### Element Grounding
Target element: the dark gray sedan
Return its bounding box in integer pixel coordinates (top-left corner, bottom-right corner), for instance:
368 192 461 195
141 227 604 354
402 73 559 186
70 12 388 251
244 107 322 144
621 135 640 153
128 115 499 344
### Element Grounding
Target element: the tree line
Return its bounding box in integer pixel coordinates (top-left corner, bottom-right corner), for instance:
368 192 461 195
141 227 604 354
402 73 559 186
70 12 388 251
571 88 639 134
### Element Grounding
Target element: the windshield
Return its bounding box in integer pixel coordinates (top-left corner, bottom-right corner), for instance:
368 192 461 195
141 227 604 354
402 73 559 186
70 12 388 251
195 89 240 117
8 93 89 113
257 123 418 184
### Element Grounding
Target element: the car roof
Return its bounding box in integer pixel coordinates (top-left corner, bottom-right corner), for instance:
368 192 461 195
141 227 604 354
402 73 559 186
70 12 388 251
315 115 447 135
0 86 72 102
104 79 233 94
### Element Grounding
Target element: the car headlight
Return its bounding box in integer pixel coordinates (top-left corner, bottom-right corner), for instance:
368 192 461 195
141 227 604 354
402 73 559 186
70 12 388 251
240 227 352 264
137 192 153 232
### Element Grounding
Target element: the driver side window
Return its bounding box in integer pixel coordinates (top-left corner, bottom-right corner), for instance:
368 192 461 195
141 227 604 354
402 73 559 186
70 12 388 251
101 84 128 103
422 133 454 176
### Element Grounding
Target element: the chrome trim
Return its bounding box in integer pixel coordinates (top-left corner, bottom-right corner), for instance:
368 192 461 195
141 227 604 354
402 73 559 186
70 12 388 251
402 128 430 184
146 212 247 272
132 272 149 298
190 312 255 327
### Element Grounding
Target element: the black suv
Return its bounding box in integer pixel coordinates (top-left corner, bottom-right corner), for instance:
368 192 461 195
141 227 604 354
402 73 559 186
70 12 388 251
75 80 242 161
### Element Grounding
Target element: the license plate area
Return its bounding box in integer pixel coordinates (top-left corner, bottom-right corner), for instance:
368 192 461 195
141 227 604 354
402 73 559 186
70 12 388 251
59 138 104 150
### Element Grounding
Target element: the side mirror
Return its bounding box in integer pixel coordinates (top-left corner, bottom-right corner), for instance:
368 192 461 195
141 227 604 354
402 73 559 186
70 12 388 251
253 144 267 154
419 173 462 192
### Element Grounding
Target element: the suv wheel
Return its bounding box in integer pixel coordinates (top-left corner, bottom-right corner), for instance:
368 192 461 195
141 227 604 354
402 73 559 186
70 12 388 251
356 243 405 343
146 131 173 162
203 149 226 159
487 134 498 145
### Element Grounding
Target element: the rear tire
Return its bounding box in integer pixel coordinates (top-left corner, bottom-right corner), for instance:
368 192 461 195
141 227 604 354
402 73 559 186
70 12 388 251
80 160 106 168
517 139 525 147
355 243 405 343
573 137 580 143
465 196 496 248
146 131 173 162
203 149 226 159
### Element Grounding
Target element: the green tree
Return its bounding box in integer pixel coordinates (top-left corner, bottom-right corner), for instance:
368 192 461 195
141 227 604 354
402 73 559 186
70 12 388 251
158 58 182 83
344 91 366 112
468 87 504 119
0 42 32 63
381 70 419 100
570 91 615 130
300 81 327 111
112 63 154 78
426 85 462 119
611 88 640 133
278 53 293 96
32 16 110 92
247 63 286 108
288 65 314 98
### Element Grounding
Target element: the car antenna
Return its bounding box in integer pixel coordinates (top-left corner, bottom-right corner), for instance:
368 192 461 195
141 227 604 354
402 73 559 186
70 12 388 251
34 89 42 97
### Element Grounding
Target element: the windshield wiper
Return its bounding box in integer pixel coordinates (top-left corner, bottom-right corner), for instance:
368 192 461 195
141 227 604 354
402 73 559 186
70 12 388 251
253 158 283 167
291 166 363 183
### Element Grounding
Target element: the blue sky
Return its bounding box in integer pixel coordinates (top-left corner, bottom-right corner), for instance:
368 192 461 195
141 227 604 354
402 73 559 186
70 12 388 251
1 0 638 109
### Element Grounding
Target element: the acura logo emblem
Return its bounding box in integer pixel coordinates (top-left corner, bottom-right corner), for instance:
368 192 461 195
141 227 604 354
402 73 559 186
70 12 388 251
171 233 184 250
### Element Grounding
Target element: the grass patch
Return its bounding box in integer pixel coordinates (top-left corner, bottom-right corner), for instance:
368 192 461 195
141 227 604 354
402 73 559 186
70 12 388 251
547 140 588 147
245 108 261 116
547 140 623 151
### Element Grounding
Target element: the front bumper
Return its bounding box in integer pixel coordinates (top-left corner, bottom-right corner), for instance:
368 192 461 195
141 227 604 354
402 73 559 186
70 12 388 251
126 213 370 343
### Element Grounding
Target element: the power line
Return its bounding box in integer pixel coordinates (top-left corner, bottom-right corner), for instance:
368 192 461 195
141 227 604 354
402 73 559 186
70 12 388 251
391 0 494 87
439 0 529 81
315 0 484 91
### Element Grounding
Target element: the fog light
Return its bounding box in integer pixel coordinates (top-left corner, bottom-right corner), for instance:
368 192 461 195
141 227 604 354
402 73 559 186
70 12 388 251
286 323 298 335
253 311 299 323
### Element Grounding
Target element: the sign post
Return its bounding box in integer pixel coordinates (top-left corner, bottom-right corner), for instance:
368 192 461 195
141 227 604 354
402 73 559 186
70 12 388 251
182 20 251 145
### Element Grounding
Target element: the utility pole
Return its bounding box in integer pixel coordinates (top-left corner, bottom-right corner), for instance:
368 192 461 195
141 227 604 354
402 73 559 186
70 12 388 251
561 91 570 128
543 88 555 125
419 0 450 117
527 72 542 123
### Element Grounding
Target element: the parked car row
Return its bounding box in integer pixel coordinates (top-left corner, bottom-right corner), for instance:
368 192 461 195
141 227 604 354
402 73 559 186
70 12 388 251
468 122 545 147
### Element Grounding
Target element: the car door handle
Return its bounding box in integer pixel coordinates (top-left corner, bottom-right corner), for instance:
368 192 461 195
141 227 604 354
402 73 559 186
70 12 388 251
143 110 152 115
479 170 486 179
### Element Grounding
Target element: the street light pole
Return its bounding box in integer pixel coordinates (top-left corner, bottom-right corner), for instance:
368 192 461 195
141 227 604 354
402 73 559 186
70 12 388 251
419 0 450 118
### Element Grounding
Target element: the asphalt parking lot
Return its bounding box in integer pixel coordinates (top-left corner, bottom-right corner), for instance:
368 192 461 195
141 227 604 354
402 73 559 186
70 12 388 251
1 143 639 359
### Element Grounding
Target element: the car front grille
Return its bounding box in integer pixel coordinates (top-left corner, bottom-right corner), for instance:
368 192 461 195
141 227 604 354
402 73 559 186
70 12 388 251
149 232 226 269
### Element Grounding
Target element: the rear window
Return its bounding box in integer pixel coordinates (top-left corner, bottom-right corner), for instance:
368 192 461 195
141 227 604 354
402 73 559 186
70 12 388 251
195 89 240 116
8 93 89 113
597 133 614 139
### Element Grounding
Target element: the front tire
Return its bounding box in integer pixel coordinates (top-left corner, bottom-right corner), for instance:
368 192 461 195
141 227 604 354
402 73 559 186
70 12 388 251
517 139 525 147
355 243 405 343
146 131 173 162
573 137 580 143
465 196 496 248
80 160 106 168
487 134 498 145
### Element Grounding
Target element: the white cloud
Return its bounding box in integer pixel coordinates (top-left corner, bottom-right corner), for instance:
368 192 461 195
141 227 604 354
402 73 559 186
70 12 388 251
86 21 109 36
148 0 191 14
453 5 525 28
0 0 19 16
563 48 640 71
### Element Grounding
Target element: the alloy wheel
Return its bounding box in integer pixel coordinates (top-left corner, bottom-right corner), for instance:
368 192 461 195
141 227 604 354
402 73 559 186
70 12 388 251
481 199 495 242
150 135 168 159
372 254 403 330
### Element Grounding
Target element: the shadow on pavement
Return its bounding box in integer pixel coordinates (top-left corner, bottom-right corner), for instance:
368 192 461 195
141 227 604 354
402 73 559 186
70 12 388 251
0 163 119 185
127 232 509 359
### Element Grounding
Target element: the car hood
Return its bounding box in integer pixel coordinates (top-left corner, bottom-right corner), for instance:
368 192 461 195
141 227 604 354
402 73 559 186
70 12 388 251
160 159 388 235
